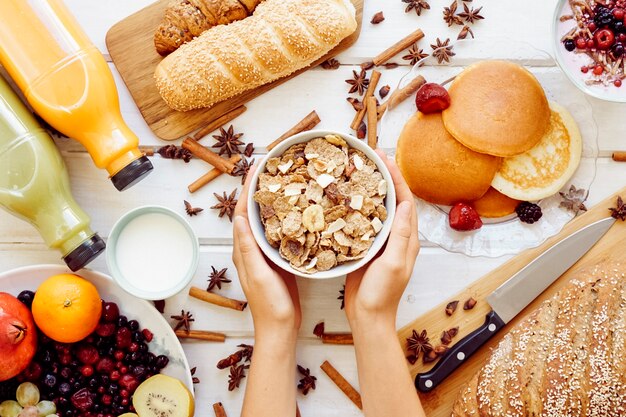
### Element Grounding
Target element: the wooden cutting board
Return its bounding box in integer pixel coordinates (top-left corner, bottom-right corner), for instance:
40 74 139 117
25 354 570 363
105 0 364 140
399 187 626 417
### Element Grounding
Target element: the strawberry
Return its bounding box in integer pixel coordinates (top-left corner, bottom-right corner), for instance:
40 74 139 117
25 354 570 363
449 203 483 232
415 83 451 114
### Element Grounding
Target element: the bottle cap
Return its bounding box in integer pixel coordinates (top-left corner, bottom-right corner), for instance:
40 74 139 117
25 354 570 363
63 234 106 271
110 156 154 191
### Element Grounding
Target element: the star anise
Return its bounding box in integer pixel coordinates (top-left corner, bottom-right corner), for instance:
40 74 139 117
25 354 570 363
458 3 484 24
338 285 345 310
184 200 203 216
232 157 254 185
402 43 429 65
211 189 238 222
157 145 192 162
406 329 432 358
207 266 231 291
609 196 626 220
402 0 430 16
321 58 340 70
212 125 244 157
559 185 587 215
171 310 194 333
190 367 200 384
345 69 370 96
443 0 463 26
457 25 475 40
431 38 456 64
297 365 317 395
228 364 249 391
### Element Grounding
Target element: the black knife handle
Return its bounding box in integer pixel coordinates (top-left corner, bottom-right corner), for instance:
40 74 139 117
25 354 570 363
415 310 505 393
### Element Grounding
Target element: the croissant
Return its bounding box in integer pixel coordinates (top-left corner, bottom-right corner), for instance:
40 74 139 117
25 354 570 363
452 264 626 416
154 0 357 112
154 0 263 56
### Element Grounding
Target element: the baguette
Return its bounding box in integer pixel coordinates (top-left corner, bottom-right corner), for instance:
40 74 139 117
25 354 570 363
154 0 263 56
154 0 357 112
452 264 626 416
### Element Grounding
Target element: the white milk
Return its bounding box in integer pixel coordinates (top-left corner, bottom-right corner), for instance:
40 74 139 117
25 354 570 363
115 212 194 293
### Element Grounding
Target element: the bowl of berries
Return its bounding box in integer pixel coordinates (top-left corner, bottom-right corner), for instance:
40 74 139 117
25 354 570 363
554 0 626 102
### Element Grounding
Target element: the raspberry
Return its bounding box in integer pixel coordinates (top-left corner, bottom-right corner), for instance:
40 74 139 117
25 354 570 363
516 202 543 224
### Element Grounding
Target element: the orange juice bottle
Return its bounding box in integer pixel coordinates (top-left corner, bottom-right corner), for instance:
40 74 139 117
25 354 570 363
0 0 153 191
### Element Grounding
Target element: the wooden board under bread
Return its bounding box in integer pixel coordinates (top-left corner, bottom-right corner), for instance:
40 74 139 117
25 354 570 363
105 0 364 140
399 186 626 417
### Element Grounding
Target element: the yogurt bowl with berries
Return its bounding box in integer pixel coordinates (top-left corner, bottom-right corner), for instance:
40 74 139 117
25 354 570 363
554 0 626 102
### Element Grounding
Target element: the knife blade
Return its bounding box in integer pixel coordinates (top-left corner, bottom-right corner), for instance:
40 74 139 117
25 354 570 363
415 216 616 393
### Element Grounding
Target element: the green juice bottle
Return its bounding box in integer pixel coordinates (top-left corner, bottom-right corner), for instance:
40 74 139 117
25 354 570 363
0 75 105 271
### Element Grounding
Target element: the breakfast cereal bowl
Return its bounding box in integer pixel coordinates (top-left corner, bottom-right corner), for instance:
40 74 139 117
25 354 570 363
247 130 396 279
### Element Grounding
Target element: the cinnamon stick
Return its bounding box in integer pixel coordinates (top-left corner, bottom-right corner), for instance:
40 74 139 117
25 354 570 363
321 333 354 345
320 361 362 409
213 402 227 417
139 145 155 157
366 96 378 149
372 29 425 66
188 155 241 193
378 75 426 119
182 138 237 173
267 111 321 151
175 330 226 342
189 286 248 311
296 403 301 417
350 70 382 131
613 151 626 162
193 106 247 141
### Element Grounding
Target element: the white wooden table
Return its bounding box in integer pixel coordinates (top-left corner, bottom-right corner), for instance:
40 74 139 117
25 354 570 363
1 1 625 415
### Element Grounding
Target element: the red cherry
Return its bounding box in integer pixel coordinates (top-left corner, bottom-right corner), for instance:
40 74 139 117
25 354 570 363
594 29 616 50
581 66 589 73
593 65 604 75
614 8 625 19
589 22 598 32
615 79 623 87
576 37 588 49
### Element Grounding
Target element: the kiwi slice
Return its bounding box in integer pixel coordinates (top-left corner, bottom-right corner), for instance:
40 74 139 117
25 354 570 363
132 375 194 417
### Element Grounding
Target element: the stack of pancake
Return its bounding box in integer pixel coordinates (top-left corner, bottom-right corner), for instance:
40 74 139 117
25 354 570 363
396 60 582 218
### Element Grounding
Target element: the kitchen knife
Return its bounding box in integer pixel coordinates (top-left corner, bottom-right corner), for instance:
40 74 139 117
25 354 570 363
415 216 616 393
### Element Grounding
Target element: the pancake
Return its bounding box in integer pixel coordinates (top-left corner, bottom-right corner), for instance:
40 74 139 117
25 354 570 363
442 60 551 157
472 187 520 218
396 112 501 206
491 101 582 201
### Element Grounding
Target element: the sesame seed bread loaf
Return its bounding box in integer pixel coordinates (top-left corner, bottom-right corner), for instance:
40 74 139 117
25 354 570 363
154 0 357 112
452 265 626 416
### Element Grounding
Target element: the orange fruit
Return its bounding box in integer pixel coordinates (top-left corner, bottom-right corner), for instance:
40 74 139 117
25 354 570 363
32 274 102 343
472 187 521 218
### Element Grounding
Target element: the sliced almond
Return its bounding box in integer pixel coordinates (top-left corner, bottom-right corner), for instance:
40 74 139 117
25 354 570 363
378 180 388 196
350 195 364 211
371 217 383 233
278 160 294 174
305 153 319 160
316 174 335 189
353 155 364 171
326 218 347 234
361 232 372 241
268 183 281 193
284 183 306 196
288 195 300 205
305 257 318 270
325 160 337 173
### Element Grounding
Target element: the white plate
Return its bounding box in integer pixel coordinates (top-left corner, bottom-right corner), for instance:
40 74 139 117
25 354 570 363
379 39 599 257
0 264 193 391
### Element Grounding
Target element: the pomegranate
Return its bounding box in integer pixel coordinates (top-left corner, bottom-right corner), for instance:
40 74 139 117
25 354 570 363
0 292 38 381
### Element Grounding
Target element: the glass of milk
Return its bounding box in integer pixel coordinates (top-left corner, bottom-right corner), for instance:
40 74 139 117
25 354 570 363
106 206 199 300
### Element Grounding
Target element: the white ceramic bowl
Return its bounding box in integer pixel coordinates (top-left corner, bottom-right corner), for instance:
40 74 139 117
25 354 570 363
553 0 626 102
106 206 199 299
247 130 396 279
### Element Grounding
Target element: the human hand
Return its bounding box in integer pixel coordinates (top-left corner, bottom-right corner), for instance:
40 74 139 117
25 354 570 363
344 150 420 331
233 166 302 341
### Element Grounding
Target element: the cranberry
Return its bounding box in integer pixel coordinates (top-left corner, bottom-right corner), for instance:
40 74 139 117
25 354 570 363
589 22 598 32
615 79 623 87
593 65 604 75
76 344 100 365
620 33 626 42
110 370 121 381
59 354 72 366
96 357 115 374
595 28 616 49
101 394 112 405
614 8 625 19
81 365 94 377
120 389 130 398
114 350 124 361
71 388 94 412
581 66 589 73
576 37 587 49
129 342 139 353
97 386 106 394
121 398 129 406
95 323 116 337
102 302 120 323
116 327 132 349
142 329 154 343
119 366 128 374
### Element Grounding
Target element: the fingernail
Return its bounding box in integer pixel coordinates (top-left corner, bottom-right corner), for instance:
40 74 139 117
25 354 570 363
396 201 411 219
